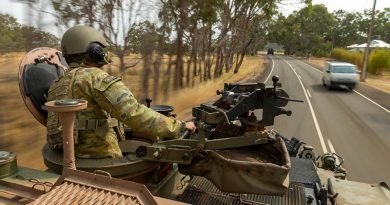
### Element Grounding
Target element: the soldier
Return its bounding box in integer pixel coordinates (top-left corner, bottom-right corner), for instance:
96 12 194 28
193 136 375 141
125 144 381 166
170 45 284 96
46 25 196 159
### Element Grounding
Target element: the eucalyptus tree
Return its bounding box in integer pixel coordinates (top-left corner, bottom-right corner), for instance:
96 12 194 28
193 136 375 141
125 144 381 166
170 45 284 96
51 0 154 74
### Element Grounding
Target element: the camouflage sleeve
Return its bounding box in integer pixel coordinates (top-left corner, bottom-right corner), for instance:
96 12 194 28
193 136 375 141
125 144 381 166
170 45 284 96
92 72 186 139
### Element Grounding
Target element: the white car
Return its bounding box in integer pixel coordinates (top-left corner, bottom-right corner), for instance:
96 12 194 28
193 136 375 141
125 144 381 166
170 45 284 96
322 61 358 90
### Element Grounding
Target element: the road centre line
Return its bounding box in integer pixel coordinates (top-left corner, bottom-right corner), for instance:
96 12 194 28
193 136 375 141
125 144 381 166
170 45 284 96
306 89 312 98
264 56 275 83
282 59 328 153
289 57 390 115
298 74 302 79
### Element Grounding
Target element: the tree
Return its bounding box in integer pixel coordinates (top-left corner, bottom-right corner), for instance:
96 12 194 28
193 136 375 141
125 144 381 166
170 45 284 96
51 0 155 74
20 26 59 51
332 10 364 48
268 4 335 56
372 8 390 43
127 21 160 100
0 13 59 53
0 14 25 53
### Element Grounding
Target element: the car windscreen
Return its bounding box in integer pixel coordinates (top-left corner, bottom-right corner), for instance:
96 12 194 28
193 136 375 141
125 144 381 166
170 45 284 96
331 66 355 73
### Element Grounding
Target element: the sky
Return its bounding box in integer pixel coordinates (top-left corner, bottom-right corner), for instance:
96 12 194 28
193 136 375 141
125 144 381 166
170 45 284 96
278 0 389 15
0 0 389 37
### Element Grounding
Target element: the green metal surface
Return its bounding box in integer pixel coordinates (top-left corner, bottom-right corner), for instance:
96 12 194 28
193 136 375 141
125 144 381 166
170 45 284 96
136 132 272 164
0 166 59 201
42 143 159 178
0 151 17 179
54 99 79 106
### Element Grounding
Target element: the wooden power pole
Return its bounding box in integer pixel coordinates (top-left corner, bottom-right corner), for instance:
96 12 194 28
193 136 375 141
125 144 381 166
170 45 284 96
361 0 377 82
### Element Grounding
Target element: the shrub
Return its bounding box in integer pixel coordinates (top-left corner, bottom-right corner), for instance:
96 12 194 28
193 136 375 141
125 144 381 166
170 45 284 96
368 49 390 74
331 48 363 69
330 48 390 74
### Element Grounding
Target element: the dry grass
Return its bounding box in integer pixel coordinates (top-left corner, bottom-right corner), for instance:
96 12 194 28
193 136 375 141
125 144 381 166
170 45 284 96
364 72 390 93
0 52 47 170
0 52 265 169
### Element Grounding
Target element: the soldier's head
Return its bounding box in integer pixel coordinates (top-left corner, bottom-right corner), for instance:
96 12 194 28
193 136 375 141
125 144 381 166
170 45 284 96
61 25 110 67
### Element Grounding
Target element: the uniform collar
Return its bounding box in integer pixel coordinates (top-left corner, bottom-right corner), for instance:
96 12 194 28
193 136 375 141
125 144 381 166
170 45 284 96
68 62 82 68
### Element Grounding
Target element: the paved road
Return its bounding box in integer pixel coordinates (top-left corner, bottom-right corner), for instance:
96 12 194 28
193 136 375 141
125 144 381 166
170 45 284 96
250 55 390 184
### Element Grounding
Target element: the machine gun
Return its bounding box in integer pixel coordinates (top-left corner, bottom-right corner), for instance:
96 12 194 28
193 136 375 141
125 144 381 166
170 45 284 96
135 75 303 165
135 76 304 195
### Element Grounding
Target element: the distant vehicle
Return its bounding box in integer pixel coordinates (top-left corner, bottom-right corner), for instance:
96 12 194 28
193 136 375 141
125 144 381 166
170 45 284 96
322 61 358 90
267 48 274 55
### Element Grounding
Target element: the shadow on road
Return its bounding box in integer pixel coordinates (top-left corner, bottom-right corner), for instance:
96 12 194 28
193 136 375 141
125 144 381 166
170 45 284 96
311 84 353 94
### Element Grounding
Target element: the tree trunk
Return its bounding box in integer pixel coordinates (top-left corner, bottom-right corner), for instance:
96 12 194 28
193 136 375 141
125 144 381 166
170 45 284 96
214 48 221 78
233 53 245 73
205 22 212 81
119 53 126 79
163 54 173 101
186 55 193 87
218 48 224 77
198 58 203 83
225 46 234 73
192 51 198 87
174 0 186 90
153 56 161 101
142 54 152 100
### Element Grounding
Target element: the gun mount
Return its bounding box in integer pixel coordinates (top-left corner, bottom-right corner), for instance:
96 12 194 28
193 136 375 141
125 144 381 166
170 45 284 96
136 76 303 165
135 76 305 195
193 75 301 128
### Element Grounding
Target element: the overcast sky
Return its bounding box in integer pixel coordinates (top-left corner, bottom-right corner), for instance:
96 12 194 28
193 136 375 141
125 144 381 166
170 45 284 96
0 0 389 37
278 0 388 15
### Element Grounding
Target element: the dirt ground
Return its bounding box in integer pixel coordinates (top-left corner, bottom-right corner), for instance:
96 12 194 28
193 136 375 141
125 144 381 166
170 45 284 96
0 52 264 170
305 57 390 94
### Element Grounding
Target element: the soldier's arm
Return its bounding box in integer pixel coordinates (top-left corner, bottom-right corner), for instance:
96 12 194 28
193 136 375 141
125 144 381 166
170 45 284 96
92 74 186 139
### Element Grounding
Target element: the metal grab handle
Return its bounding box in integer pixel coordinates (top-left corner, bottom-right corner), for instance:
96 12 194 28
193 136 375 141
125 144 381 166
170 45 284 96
32 183 46 192
93 170 112 183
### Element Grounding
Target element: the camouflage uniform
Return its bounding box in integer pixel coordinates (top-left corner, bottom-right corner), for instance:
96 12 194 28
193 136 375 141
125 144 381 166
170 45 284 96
47 63 186 158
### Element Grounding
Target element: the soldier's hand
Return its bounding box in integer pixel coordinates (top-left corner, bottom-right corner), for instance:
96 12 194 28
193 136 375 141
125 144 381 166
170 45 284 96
185 121 197 134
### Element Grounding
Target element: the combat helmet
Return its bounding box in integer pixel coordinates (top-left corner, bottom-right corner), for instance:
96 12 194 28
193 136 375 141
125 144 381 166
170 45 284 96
61 25 108 56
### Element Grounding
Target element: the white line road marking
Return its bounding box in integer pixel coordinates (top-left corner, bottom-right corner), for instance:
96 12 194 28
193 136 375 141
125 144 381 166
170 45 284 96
282 59 328 153
327 139 340 164
306 89 312 98
264 56 275 83
292 57 390 115
298 74 302 79
297 60 323 74
327 138 336 153
353 90 390 114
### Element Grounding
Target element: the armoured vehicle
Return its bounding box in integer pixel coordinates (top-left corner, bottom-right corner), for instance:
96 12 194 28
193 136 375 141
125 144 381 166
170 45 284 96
0 47 389 204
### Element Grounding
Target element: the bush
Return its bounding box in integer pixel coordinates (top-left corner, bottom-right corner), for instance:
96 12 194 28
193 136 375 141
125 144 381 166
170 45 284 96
330 48 390 74
331 48 363 69
368 49 390 74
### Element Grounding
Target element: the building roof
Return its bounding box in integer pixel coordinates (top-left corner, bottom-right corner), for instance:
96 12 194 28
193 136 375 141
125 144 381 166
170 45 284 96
347 40 390 48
